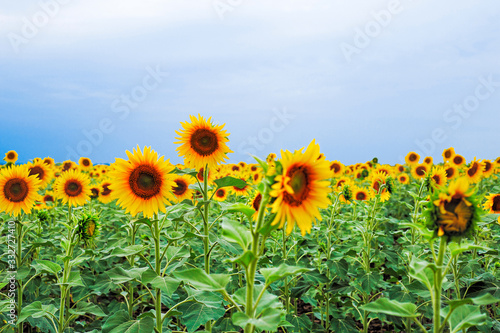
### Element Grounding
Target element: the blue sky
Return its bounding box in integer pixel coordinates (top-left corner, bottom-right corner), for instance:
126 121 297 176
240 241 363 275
1 0 499 166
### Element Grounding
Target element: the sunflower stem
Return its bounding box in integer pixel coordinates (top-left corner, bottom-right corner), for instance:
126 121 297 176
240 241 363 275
202 165 212 332
16 220 24 333
433 236 447 333
153 215 164 333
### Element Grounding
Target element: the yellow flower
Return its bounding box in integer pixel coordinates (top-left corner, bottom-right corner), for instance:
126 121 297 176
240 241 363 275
171 175 194 203
483 193 500 214
54 169 92 207
329 160 345 177
79 157 93 171
411 163 428 180
405 152 420 166
371 171 391 202
465 158 483 183
442 147 455 162
0 165 42 216
27 159 54 189
213 188 228 201
4 150 19 164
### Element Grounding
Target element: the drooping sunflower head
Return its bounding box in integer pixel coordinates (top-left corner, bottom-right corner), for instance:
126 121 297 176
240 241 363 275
0 165 42 217
465 158 483 183
269 140 331 236
405 152 420 165
79 157 93 171
76 210 100 248
109 146 175 218
175 114 233 170
171 175 194 203
425 177 481 241
54 169 92 207
4 150 18 164
442 147 455 162
27 159 54 189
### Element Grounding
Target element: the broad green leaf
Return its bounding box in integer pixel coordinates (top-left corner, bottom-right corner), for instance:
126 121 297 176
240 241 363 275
18 301 58 324
31 260 61 276
149 276 180 297
360 298 419 318
109 317 155 333
178 297 226 333
220 203 255 221
409 259 435 290
260 264 311 286
69 302 106 317
103 245 146 259
102 310 130 333
357 272 381 294
69 256 90 267
448 242 491 257
233 285 282 316
232 307 283 332
174 268 230 292
105 267 146 284
214 176 247 189
470 293 500 305
286 314 313 333
57 270 85 287
442 305 487 333
221 218 251 250
227 250 256 268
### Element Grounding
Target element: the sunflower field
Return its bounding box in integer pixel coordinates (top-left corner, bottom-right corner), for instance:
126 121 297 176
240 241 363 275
1 115 500 333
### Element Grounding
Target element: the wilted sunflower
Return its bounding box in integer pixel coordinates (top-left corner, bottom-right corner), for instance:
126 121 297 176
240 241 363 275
0 165 42 216
54 169 92 207
426 178 481 240
483 193 500 214
465 158 483 183
411 163 428 180
213 188 228 202
175 114 232 170
329 160 345 177
405 152 420 166
270 140 331 236
27 159 54 189
109 146 175 218
171 175 194 203
442 147 455 162
79 157 93 171
4 150 18 164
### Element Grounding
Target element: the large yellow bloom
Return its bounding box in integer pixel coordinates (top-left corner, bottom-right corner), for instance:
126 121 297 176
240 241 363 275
175 115 232 170
54 169 92 207
465 158 483 183
109 146 175 218
270 140 331 236
27 159 54 189
0 165 41 216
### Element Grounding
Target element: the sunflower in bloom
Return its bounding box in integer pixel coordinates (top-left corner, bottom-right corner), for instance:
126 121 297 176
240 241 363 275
171 175 194 203
42 190 55 206
61 160 76 172
451 154 466 167
423 156 433 165
444 164 458 180
428 167 447 188
465 158 483 183
0 165 41 216
4 150 18 164
79 157 93 171
90 185 100 200
213 188 228 202
480 160 494 178
329 160 345 177
398 173 410 184
353 187 371 201
405 152 420 166
175 114 232 170
99 182 114 204
411 163 428 180
426 178 481 239
250 192 263 220
270 140 330 236
109 146 175 218
27 159 54 189
54 169 92 207
230 178 250 196
43 157 55 168
442 147 455 162
483 193 500 215
371 171 391 202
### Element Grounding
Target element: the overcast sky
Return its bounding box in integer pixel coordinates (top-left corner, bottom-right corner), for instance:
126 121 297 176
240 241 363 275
1 0 499 166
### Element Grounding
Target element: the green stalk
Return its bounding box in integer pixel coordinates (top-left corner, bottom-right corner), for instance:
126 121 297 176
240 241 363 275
16 221 24 333
128 223 137 318
202 166 212 332
282 228 290 313
154 216 162 333
433 237 447 333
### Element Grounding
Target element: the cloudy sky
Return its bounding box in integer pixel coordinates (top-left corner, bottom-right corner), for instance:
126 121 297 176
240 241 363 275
1 0 499 166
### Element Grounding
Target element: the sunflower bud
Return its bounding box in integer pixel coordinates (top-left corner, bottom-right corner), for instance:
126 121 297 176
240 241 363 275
341 184 353 202
37 210 50 223
76 211 100 248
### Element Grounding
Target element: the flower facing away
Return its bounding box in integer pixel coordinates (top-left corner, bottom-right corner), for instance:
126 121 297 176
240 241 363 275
54 169 92 207
175 115 233 170
109 146 175 218
270 140 331 236
0 165 42 216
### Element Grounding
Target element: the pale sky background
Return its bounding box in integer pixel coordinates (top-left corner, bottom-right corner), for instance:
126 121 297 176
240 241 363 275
1 0 499 166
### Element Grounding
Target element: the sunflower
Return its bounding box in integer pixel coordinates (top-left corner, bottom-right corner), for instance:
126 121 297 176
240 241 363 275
250 172 263 185
90 185 100 199
0 165 42 216
175 114 232 170
250 192 262 220
42 191 55 205
411 163 428 180
426 177 481 239
213 188 228 201
329 160 345 177
43 157 55 167
405 152 420 166
371 171 391 202
266 153 277 163
451 154 466 167
54 169 92 207
397 173 410 184
353 187 371 201
4 150 18 164
481 160 495 178
395 164 406 173
171 175 194 203
230 178 250 196
270 140 331 236
76 210 99 248
423 156 433 165
334 177 351 189
196 167 215 184
339 184 352 204
61 160 76 172
442 147 455 162
99 182 114 204
79 157 93 171
483 193 500 214
109 146 175 218
27 159 54 189
465 158 483 183
444 164 458 180
428 167 447 188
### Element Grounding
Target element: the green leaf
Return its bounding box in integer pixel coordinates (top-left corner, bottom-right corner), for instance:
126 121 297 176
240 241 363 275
286 314 313 333
357 272 381 294
409 259 435 290
149 276 180 297
102 310 130 333
57 270 85 287
233 285 283 316
109 317 155 333
221 218 252 250
470 293 500 305
220 203 256 221
214 176 247 189
232 307 282 332
105 267 147 284
442 305 487 333
227 250 256 268
18 301 58 324
174 268 230 292
69 302 107 317
31 260 61 276
448 242 491 257
178 297 226 333
360 298 419 318
103 245 146 259
260 264 311 286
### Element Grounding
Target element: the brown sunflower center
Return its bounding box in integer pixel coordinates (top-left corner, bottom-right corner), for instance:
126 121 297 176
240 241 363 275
4 178 29 202
63 162 72 171
129 165 162 199
90 188 99 198
102 183 111 196
65 180 83 197
43 194 54 202
492 196 500 212
483 161 492 173
252 193 262 211
283 165 310 206
409 154 417 162
7 152 16 160
251 166 257 172
82 159 90 167
216 189 225 198
440 197 472 233
231 165 240 172
356 191 366 200
444 150 452 158
445 168 455 178
372 179 382 192
29 166 45 180
453 156 464 165
415 166 426 176
190 128 219 156
467 163 479 176
432 175 442 184
173 179 187 196
330 163 340 173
